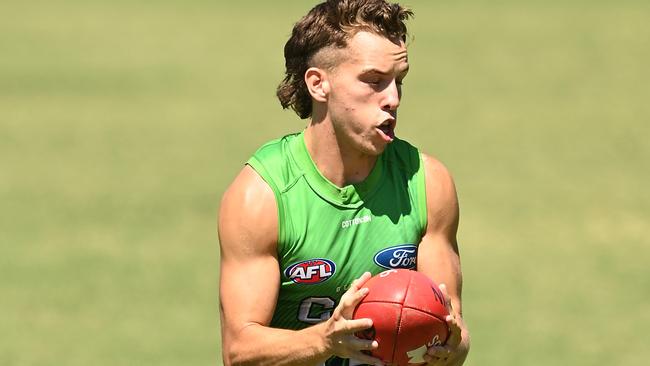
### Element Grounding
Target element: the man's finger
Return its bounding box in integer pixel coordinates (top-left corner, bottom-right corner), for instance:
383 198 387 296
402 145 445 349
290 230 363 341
444 314 462 348
343 318 374 333
426 345 451 359
340 286 370 310
348 338 378 351
438 283 454 314
348 272 372 293
349 352 385 366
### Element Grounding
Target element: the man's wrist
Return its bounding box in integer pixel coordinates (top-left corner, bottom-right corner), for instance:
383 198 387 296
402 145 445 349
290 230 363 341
307 320 334 360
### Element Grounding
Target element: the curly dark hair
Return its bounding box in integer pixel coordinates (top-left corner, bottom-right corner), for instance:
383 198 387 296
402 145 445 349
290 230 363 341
277 0 413 119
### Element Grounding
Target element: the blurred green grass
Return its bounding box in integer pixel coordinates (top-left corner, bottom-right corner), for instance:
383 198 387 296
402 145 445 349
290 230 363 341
1 1 649 365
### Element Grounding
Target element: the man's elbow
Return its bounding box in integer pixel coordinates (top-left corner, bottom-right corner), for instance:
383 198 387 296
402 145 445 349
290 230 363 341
222 338 254 366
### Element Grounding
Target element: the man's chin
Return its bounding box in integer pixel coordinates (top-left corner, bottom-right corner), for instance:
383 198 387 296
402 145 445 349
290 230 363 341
369 140 391 156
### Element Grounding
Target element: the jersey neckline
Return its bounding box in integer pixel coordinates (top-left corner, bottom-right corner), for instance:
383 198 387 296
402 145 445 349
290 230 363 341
289 131 385 208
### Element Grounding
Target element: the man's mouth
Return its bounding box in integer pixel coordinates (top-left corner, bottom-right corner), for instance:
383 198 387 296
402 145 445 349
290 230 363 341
376 119 395 142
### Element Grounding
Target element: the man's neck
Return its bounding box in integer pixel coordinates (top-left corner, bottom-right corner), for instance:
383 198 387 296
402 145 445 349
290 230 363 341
304 120 378 188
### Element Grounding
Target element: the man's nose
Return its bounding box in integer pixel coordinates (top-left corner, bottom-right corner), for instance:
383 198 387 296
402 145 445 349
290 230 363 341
381 79 401 111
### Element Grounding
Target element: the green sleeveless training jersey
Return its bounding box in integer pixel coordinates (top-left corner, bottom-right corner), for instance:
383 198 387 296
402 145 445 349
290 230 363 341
246 131 427 366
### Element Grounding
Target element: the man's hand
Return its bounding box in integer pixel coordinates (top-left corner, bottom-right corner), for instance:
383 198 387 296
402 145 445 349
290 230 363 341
424 284 470 366
321 272 385 366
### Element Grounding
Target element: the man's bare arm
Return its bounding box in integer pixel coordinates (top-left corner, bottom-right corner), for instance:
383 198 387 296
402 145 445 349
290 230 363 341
218 165 382 366
416 154 470 365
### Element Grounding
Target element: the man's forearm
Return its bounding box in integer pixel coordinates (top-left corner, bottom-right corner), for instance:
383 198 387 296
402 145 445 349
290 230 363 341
225 322 331 366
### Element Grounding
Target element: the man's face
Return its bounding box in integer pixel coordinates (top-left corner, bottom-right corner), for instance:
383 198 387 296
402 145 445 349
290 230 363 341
325 31 409 156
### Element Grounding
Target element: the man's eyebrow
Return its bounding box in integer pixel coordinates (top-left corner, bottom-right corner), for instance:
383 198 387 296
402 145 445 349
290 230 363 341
360 67 390 75
360 65 410 76
361 64 411 75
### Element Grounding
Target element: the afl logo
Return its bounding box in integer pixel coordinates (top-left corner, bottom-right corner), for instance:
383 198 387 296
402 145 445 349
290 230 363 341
374 244 418 270
284 259 336 284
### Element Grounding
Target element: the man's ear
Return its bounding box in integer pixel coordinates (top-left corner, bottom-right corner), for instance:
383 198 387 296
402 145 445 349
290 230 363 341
305 67 330 103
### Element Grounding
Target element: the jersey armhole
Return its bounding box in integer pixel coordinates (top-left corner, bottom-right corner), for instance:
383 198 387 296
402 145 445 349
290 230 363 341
416 152 428 237
245 158 286 247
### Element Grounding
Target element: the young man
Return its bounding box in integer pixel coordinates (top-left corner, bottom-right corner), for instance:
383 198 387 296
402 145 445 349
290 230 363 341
218 1 470 365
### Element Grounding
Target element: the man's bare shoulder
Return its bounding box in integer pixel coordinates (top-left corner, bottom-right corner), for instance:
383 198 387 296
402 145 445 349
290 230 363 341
218 165 278 255
421 153 453 185
221 165 276 211
421 153 459 233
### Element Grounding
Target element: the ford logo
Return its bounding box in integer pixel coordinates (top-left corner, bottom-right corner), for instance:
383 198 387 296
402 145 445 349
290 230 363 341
374 244 417 269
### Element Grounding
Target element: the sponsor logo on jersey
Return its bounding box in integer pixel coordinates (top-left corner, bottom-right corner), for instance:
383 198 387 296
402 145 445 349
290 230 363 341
341 215 371 229
374 244 418 269
284 259 336 284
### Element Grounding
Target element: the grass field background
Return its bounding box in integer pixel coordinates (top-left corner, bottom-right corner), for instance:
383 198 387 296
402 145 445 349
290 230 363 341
2 0 649 365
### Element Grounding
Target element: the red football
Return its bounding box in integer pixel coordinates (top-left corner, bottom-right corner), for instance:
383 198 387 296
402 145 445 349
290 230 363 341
353 269 450 366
